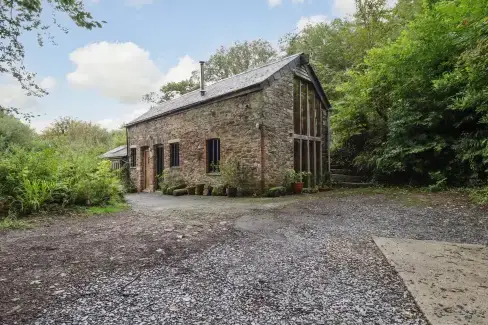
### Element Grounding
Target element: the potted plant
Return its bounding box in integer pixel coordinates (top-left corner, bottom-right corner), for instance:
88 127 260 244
283 169 297 194
220 158 239 197
289 170 311 194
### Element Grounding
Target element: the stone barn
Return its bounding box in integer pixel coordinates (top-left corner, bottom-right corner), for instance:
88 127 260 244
125 53 331 193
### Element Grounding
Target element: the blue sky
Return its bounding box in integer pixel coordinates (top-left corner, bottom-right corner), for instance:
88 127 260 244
1 0 356 131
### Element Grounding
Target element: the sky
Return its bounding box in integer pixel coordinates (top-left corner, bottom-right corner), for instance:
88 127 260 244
0 0 359 132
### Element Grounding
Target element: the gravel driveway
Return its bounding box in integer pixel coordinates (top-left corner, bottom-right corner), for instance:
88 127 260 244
2 191 487 324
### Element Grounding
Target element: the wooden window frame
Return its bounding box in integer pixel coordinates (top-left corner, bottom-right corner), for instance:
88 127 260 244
292 77 325 185
206 138 221 173
130 148 136 168
170 142 180 168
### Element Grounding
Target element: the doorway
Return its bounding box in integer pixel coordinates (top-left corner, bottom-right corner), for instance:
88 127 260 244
143 149 150 191
155 145 164 189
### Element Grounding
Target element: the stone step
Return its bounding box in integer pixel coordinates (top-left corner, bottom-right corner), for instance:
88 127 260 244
333 182 374 188
331 174 365 183
330 168 355 175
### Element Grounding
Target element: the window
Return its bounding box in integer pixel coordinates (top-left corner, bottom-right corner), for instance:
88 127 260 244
111 160 121 170
292 77 324 186
207 138 220 173
156 146 164 176
170 142 180 167
130 148 136 167
293 79 301 134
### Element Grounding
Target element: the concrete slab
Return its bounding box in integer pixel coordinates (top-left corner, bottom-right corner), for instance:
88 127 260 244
373 237 488 325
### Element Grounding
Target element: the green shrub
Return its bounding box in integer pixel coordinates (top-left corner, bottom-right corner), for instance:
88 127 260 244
120 163 137 193
469 187 488 205
71 160 122 205
264 186 286 197
0 217 30 230
166 184 187 195
212 185 226 196
0 145 123 215
14 179 56 213
302 187 319 194
220 157 257 191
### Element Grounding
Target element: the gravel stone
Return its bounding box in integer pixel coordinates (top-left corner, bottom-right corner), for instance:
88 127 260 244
4 193 488 325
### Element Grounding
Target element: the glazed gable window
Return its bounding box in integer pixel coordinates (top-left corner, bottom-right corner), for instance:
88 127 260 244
130 148 136 168
170 142 180 167
206 138 220 173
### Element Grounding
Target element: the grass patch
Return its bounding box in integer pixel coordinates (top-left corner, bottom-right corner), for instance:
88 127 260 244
0 217 31 230
85 202 130 216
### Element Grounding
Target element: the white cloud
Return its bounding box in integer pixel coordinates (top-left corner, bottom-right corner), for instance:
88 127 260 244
40 76 57 90
97 106 149 130
29 119 54 133
292 0 304 3
333 0 356 17
67 42 198 104
268 0 282 7
0 76 56 111
163 55 199 84
67 42 162 103
297 15 329 31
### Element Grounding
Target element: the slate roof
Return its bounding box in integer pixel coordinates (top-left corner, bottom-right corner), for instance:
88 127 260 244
126 53 306 126
101 145 127 159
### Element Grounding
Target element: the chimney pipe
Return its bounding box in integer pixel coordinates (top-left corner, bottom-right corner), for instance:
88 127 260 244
199 61 205 96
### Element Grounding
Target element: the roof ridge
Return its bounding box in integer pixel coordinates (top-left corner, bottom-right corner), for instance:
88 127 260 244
150 53 303 108
205 53 302 84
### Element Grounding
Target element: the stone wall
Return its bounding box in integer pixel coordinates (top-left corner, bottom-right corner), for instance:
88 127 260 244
127 91 264 192
261 69 295 187
261 68 329 187
127 63 329 193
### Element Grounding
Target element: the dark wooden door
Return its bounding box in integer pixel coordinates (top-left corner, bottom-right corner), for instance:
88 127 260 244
156 146 164 189
144 150 150 190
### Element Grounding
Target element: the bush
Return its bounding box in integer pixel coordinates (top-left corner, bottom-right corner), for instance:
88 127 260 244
120 163 137 193
469 187 488 205
264 186 286 197
0 145 123 215
71 160 122 205
220 157 257 191
302 187 319 194
212 185 226 196
159 168 185 194
165 184 187 195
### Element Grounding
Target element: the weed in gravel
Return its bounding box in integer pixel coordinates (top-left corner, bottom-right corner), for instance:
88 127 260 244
85 202 129 215
0 216 30 230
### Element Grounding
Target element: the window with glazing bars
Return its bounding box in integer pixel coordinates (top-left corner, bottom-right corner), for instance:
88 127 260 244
170 143 180 167
207 138 220 172
130 148 136 167
156 146 164 176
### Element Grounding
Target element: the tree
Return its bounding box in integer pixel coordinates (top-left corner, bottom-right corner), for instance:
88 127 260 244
143 79 199 105
200 39 277 83
0 112 36 151
144 40 277 104
42 117 113 153
333 0 488 185
0 0 103 118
